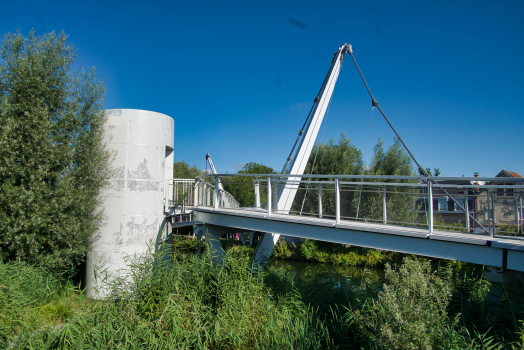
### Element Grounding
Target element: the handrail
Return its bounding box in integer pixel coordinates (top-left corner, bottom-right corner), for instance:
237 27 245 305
191 173 524 239
197 173 524 183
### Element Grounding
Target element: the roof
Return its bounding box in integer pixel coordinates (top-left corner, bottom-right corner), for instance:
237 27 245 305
495 170 523 178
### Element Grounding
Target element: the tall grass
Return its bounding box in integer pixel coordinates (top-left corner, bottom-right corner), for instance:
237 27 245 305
0 260 60 343
1 247 522 349
4 247 337 349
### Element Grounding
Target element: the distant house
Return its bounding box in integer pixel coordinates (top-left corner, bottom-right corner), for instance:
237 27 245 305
475 170 523 228
417 170 524 231
417 177 475 227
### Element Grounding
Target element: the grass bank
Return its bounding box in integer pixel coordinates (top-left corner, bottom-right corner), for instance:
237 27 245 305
1 247 523 349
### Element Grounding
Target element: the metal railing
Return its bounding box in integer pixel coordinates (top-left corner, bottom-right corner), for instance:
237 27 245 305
165 178 240 212
193 174 524 239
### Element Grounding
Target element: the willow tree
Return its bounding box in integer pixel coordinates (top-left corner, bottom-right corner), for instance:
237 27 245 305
291 134 418 223
0 31 111 270
291 133 363 217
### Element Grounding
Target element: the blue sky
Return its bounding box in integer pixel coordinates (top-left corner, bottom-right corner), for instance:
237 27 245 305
2 0 523 177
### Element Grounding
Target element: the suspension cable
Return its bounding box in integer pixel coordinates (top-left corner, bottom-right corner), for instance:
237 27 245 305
348 51 490 232
356 105 375 219
348 52 428 177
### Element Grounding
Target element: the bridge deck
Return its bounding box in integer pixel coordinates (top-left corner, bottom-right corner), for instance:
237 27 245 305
193 207 524 272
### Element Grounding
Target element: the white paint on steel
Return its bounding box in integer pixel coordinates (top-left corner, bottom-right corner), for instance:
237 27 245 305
277 44 349 213
194 209 506 268
252 44 350 265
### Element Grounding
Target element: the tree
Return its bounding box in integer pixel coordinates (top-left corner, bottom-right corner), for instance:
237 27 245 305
292 134 418 224
291 133 363 217
223 162 275 207
359 138 419 224
0 31 111 270
173 161 202 179
425 167 441 176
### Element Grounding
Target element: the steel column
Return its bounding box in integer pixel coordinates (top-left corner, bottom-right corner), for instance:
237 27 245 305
464 190 470 231
382 186 387 224
214 176 219 210
254 181 260 208
428 181 434 234
335 178 340 224
267 177 272 216
194 179 199 207
490 192 496 237
318 184 323 218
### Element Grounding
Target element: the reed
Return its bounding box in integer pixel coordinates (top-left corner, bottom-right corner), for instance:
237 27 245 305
1 248 522 349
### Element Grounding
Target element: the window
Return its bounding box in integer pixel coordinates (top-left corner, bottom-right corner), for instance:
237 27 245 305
454 197 464 212
506 183 514 197
497 188 505 196
438 197 448 211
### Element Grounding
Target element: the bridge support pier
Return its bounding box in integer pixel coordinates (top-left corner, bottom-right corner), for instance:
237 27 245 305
195 224 230 264
252 232 280 266
484 267 524 309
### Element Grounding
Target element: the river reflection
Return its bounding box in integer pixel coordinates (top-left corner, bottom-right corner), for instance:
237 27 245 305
268 259 384 292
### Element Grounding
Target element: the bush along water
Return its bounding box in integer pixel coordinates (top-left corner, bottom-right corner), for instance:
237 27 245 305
2 248 523 349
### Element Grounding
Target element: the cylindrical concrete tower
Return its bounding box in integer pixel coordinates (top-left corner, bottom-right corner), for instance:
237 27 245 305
86 109 174 298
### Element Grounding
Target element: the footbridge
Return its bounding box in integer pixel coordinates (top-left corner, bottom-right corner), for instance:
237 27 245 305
166 174 524 275
163 42 523 278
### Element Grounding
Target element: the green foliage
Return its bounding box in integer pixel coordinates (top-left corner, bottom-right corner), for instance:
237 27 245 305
426 167 441 176
367 138 414 177
223 162 275 207
360 138 420 225
4 248 335 349
271 239 393 267
292 133 363 217
349 258 463 349
0 260 60 342
497 224 522 236
2 255 519 349
299 239 317 261
173 161 202 179
292 135 419 224
0 30 110 270
304 132 363 176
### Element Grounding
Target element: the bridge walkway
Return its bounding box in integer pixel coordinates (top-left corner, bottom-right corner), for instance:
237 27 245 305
193 206 524 272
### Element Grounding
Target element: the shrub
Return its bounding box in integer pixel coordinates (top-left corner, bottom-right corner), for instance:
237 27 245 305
348 258 463 349
0 30 111 270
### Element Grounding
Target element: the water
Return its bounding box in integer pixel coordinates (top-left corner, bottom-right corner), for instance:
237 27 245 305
268 259 384 293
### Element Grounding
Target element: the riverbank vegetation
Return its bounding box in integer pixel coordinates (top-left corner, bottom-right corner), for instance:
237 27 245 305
2 246 522 349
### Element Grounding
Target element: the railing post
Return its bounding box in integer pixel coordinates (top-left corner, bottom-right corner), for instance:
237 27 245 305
427 180 433 235
194 179 199 207
202 183 206 206
254 180 260 208
164 179 169 213
335 178 340 224
515 194 522 235
491 191 496 237
318 184 323 218
267 177 272 216
183 181 187 211
382 186 387 224
464 190 470 231
214 175 219 210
